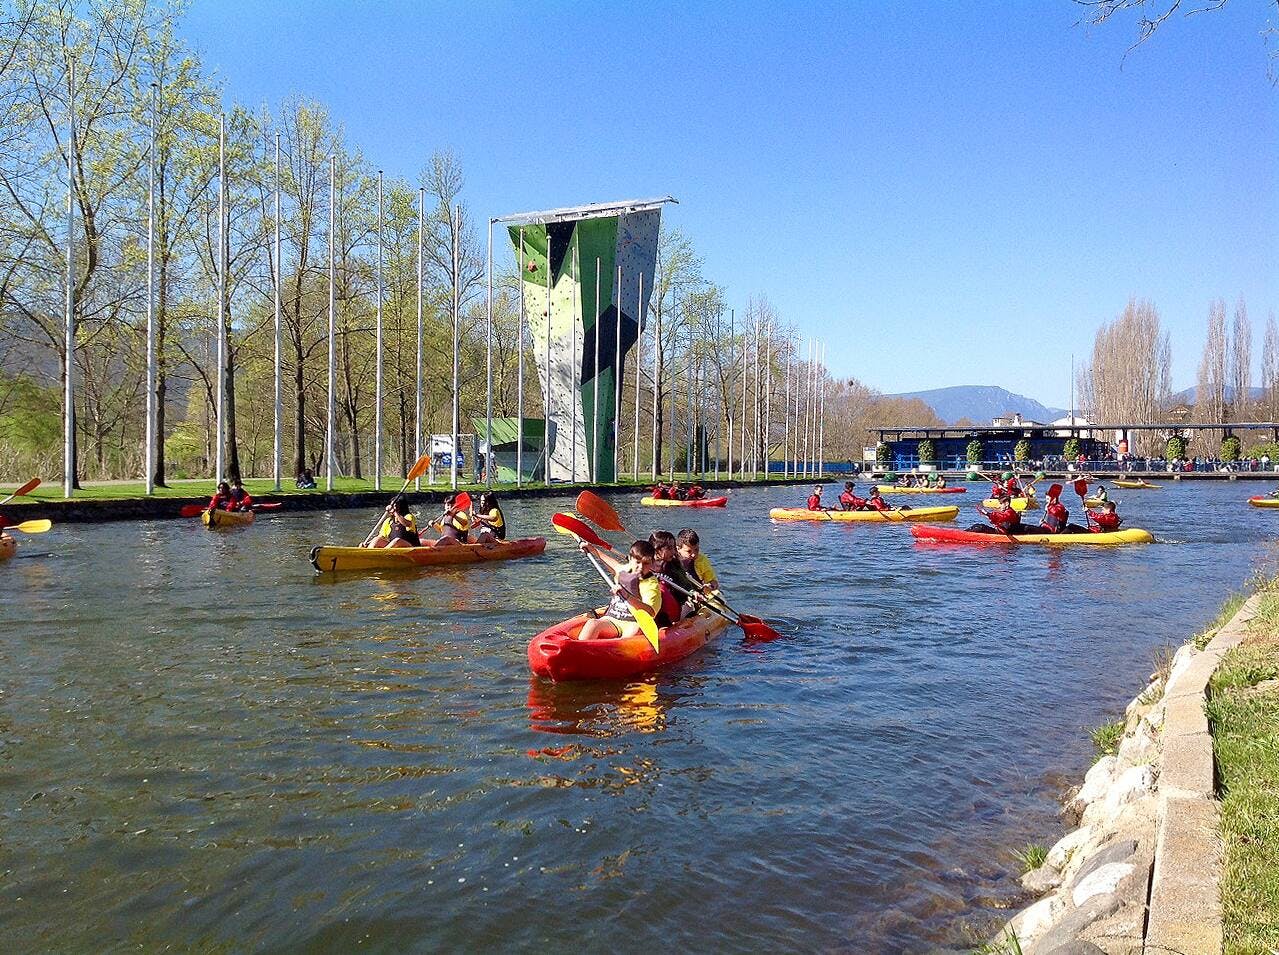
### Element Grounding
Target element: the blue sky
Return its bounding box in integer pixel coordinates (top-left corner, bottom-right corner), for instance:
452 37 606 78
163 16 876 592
181 0 1278 407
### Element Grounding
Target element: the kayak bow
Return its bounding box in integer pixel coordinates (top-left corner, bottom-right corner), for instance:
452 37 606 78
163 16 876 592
1248 496 1279 509
202 508 255 529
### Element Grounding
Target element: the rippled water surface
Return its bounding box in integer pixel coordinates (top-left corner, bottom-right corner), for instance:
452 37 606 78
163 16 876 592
0 481 1273 951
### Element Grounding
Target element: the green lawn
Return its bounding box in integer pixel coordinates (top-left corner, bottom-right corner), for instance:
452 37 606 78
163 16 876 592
1209 586 1279 954
11 472 784 502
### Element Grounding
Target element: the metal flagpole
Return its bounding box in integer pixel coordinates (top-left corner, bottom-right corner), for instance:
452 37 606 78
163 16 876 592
545 227 552 482
451 204 460 490
145 82 156 494
273 133 283 491
809 338 818 476
613 264 622 483
370 171 384 489
819 342 827 477
764 326 772 480
753 319 761 477
485 217 494 488
516 226 525 487
374 171 383 491
714 309 720 480
632 271 642 481
592 255 600 482
215 112 226 486
802 339 811 478
415 188 423 489
726 309 733 479
686 332 693 476
777 342 787 478
64 62 76 497
326 153 335 491
650 283 659 481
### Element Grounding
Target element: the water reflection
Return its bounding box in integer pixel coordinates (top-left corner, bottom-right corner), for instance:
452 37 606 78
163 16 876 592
527 677 671 737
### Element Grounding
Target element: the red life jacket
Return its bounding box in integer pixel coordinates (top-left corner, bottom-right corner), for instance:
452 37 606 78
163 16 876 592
652 487 667 499
807 494 821 510
839 491 863 510
989 506 1021 531
1005 478 1020 496
868 496 889 511
208 492 232 511
1042 500 1068 532
1090 510 1122 531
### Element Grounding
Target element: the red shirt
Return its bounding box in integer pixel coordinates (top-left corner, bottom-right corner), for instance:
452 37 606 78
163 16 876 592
839 491 865 510
208 492 232 511
807 494 822 510
989 505 1021 531
867 496 889 511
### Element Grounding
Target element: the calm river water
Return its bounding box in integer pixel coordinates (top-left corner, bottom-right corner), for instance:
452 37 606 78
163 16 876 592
0 481 1273 951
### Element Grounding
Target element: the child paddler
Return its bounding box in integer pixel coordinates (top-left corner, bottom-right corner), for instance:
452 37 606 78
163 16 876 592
576 539 663 641
1087 500 1123 532
1040 484 1068 533
838 481 866 511
434 493 471 545
650 530 699 626
806 485 824 510
207 481 233 512
228 478 253 512
676 528 719 593
471 491 506 543
369 497 421 548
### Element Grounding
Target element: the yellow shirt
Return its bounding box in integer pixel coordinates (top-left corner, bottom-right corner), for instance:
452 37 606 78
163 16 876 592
483 507 503 529
690 552 718 587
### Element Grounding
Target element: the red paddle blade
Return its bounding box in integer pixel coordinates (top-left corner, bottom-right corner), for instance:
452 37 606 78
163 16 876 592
551 512 614 549
1073 479 1088 497
576 490 624 532
738 614 782 643
179 504 207 518
252 502 282 511
455 491 472 511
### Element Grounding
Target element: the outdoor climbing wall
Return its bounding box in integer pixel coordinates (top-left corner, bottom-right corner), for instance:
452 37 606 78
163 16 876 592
510 208 660 482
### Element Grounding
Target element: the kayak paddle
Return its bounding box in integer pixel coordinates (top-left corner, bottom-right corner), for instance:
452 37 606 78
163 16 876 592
571 502 783 642
575 490 624 532
361 451 433 545
0 478 40 506
552 513 660 651
0 517 52 534
660 574 781 643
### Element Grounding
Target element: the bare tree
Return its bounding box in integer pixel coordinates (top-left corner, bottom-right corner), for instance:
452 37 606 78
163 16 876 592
1196 299 1228 447
1229 296 1252 418
1077 298 1171 452
1262 311 1279 421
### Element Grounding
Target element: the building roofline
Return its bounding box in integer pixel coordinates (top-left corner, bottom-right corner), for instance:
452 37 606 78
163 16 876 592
493 196 678 226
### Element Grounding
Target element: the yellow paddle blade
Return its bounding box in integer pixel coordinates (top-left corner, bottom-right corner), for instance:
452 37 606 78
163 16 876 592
634 606 661 652
1010 498 1029 512
10 519 51 533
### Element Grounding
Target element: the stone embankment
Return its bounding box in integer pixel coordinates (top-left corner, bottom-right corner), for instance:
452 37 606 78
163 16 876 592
986 596 1260 954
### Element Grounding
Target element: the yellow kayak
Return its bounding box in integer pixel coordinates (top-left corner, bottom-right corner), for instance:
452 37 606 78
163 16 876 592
1113 479 1159 489
310 537 547 572
981 498 1042 511
1248 496 1279 509
202 508 255 529
639 495 728 508
1084 497 1107 508
769 505 959 523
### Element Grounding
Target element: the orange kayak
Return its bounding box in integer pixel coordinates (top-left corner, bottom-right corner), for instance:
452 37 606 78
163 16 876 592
528 609 729 681
310 537 547 572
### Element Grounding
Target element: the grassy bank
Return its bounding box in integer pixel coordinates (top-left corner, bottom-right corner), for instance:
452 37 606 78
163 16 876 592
1209 585 1279 954
11 473 783 503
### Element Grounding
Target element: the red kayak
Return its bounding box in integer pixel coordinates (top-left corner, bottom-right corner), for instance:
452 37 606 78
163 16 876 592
909 524 1154 546
640 495 729 508
528 609 729 681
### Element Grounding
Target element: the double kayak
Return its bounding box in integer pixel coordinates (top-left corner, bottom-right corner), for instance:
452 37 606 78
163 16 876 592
981 498 1041 510
528 608 729 681
1113 479 1160 489
310 536 546 572
911 525 1154 546
202 508 255 528
879 486 966 495
0 535 14 561
640 496 729 508
1248 496 1279 509
769 505 959 523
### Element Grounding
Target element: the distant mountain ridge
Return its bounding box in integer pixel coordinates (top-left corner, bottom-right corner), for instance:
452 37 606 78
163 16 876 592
888 385 1068 425
1170 385 1265 406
